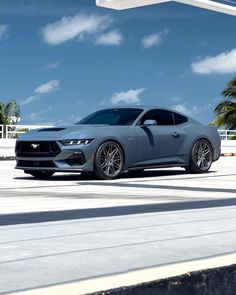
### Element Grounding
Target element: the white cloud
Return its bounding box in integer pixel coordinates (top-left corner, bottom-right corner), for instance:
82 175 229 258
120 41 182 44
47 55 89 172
95 30 123 46
171 96 182 102
171 103 199 117
21 95 39 106
111 88 145 105
192 49 236 74
54 114 81 126
141 29 168 49
21 80 60 106
34 79 60 94
46 62 60 69
0 24 8 39
25 107 53 122
42 13 112 45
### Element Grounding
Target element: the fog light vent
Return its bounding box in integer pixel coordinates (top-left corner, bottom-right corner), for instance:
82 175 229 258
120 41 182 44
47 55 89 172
65 153 86 166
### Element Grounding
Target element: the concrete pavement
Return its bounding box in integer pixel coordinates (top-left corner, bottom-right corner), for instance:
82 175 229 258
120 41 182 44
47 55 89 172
0 157 236 294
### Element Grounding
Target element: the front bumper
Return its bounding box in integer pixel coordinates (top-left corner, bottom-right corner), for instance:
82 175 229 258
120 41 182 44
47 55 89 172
15 140 96 172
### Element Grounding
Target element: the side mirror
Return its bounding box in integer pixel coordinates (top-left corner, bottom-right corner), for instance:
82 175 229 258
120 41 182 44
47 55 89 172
140 119 157 128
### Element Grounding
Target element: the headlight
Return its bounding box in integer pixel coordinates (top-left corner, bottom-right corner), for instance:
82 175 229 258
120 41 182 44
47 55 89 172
59 139 94 146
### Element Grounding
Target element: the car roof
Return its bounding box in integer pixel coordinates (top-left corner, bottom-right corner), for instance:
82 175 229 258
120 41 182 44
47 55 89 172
102 105 186 114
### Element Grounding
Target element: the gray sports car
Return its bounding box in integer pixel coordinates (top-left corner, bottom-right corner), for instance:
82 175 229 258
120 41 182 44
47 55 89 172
15 106 221 180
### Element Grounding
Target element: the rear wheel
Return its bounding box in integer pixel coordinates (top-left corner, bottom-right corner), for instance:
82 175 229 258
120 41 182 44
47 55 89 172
94 141 124 180
185 139 213 173
26 171 55 179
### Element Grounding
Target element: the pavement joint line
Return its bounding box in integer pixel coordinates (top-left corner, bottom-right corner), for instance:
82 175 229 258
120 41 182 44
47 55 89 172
11 253 236 295
1 229 236 265
2 214 236 245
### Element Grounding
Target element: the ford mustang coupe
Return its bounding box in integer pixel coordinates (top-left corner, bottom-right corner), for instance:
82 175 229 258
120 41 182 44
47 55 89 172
15 106 221 180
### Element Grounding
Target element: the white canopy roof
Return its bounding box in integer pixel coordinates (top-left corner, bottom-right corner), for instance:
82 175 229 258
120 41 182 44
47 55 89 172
96 0 236 16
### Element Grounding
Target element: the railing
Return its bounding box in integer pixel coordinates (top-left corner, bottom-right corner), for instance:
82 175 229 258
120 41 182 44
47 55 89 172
5 125 53 139
0 125 3 139
218 130 236 140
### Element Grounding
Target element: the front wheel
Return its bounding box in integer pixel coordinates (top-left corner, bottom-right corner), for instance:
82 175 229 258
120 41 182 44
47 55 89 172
185 139 213 173
26 171 55 179
94 141 124 180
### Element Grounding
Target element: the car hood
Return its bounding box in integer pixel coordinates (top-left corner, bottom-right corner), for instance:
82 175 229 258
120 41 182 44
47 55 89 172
18 125 117 141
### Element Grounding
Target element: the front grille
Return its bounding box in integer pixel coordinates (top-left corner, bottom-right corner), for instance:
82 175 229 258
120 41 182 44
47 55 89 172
17 160 56 168
16 141 61 158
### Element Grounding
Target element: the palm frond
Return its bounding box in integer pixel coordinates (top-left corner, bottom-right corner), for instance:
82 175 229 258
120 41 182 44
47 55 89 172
212 109 236 129
223 110 236 129
212 115 228 128
214 100 236 116
222 76 236 100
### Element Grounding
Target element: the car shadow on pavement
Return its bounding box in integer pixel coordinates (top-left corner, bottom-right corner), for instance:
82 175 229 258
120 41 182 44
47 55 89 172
14 169 217 182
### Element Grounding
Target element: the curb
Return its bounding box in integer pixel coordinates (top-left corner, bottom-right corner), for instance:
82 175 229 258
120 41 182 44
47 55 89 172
91 263 236 295
12 253 236 295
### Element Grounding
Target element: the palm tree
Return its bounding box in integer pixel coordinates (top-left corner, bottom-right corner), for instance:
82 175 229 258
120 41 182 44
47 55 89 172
0 100 20 125
212 77 236 130
0 100 20 138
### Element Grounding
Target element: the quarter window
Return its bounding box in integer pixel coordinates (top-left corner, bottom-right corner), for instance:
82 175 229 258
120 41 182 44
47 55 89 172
173 112 188 125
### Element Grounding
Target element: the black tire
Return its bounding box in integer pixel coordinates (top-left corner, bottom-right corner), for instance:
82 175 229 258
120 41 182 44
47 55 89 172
27 171 55 179
185 139 213 174
94 141 124 180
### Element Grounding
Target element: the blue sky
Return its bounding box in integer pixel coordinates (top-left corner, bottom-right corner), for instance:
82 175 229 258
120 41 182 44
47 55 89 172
0 0 236 125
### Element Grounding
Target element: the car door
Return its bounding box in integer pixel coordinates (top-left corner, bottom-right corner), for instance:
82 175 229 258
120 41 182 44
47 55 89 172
134 109 186 166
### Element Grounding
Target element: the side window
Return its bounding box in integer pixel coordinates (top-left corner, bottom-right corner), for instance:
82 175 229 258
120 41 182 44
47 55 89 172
140 109 174 126
173 112 188 125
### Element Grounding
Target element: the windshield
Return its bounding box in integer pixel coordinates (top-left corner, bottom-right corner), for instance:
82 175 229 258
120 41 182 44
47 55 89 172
77 108 143 126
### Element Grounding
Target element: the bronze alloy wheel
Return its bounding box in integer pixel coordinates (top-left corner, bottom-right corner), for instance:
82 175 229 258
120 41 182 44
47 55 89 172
194 140 212 170
94 141 124 179
185 139 213 173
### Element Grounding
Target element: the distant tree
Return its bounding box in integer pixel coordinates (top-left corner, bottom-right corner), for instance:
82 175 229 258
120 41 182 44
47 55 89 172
212 77 236 129
0 100 20 125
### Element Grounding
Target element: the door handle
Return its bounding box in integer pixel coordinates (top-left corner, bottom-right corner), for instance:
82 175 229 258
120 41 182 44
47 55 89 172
172 132 180 138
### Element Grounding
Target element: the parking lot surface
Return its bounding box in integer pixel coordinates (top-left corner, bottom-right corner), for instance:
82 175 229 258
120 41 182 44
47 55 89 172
0 157 236 294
